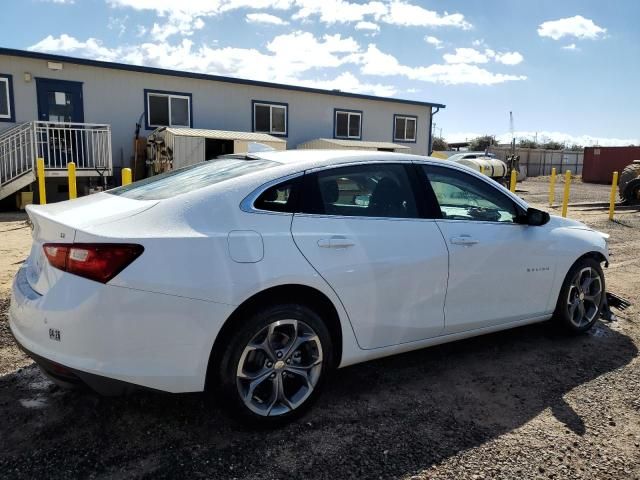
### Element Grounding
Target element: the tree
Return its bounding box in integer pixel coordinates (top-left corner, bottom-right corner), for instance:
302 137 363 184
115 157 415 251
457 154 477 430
432 137 448 151
566 144 584 152
467 135 495 152
541 140 564 150
518 139 539 149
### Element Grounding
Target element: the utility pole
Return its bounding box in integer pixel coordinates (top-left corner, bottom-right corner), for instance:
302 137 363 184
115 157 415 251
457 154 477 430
509 111 515 154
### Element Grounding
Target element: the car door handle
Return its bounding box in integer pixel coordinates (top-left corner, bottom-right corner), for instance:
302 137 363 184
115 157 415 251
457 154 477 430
450 235 479 246
318 236 355 249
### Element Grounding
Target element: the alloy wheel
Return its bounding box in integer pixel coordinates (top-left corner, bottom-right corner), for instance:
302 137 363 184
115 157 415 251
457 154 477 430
236 319 323 417
566 267 603 328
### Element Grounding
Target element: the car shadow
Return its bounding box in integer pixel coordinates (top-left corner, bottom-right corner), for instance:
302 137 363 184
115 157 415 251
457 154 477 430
0 320 636 479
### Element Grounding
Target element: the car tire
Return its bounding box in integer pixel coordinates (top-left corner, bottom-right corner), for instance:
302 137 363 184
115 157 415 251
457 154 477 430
216 303 333 426
554 257 605 334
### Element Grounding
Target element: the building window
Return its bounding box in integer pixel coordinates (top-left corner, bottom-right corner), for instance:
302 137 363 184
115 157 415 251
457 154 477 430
394 115 417 142
145 89 192 129
334 109 362 139
0 74 15 122
253 101 287 136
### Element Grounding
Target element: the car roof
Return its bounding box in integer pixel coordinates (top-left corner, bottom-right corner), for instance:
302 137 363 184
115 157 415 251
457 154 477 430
247 149 423 167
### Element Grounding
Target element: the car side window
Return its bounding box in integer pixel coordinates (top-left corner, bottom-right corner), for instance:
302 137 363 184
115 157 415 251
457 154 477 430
303 164 419 219
423 165 519 223
254 179 298 213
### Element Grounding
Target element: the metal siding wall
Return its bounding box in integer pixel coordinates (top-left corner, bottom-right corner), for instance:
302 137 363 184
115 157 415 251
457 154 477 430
172 136 205 168
489 147 584 178
583 146 640 183
1 54 433 174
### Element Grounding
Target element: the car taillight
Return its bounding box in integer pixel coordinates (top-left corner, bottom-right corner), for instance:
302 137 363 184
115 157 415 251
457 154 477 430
42 243 144 283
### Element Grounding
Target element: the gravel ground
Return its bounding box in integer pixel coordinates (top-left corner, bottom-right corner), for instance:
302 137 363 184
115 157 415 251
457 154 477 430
1 181 639 479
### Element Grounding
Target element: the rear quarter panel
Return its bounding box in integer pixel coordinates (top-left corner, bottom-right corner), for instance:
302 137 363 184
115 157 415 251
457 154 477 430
76 192 362 368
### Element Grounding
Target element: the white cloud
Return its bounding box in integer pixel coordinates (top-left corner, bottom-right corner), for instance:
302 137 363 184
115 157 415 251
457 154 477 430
538 15 606 41
28 32 396 96
425 36 443 49
358 45 526 85
494 51 523 65
28 34 120 61
29 29 527 92
292 0 387 24
355 21 380 32
443 48 490 64
108 0 293 39
442 47 523 66
562 43 579 51
40 0 74 3
446 131 639 147
383 1 471 29
408 63 526 85
297 71 396 96
107 16 128 37
108 0 471 32
246 13 289 25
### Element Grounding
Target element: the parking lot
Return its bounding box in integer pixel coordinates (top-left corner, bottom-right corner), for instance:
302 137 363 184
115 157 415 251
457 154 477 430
1 180 639 480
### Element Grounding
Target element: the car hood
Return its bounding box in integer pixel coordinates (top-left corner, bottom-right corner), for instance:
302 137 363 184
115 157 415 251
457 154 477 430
548 214 609 240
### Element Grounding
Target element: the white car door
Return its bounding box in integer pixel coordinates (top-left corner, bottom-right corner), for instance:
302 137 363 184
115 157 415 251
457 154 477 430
291 162 449 350
420 163 557 334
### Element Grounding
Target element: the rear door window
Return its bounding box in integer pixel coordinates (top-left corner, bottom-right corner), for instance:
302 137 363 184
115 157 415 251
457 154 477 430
302 164 419 219
107 159 276 200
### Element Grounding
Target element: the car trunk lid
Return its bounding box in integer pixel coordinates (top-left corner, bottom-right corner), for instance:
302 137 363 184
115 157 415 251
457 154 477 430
24 193 157 295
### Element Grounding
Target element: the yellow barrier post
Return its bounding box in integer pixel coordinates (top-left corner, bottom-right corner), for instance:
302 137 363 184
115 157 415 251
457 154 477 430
36 157 46 205
509 169 517 193
121 168 132 186
67 162 77 200
479 165 484 175
609 171 619 221
561 170 571 217
549 167 557 206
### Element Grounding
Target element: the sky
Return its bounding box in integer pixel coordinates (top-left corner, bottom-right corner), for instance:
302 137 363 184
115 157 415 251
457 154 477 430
1 0 639 146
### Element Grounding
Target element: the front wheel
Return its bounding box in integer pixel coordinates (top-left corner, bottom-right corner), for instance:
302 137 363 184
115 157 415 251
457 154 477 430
216 304 333 426
555 258 605 333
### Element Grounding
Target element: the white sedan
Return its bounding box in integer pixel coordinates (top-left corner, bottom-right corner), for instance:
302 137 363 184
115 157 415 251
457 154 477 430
10 150 609 425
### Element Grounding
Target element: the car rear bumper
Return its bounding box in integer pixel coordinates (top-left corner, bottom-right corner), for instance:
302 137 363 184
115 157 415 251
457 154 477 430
9 266 234 393
11 330 145 395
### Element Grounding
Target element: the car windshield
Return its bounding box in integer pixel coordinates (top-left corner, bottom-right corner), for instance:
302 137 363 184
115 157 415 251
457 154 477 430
107 159 276 200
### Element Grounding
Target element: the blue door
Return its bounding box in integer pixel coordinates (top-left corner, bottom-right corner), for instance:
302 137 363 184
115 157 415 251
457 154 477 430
36 78 84 123
36 79 85 167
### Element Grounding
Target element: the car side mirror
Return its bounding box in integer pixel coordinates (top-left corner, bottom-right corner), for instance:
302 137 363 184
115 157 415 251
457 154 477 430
525 207 550 226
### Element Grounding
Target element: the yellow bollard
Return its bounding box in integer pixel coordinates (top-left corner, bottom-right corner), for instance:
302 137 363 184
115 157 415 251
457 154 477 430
561 170 571 217
479 165 484 175
509 169 517 193
36 157 46 205
121 168 132 186
609 171 619 221
549 167 557 207
67 162 77 200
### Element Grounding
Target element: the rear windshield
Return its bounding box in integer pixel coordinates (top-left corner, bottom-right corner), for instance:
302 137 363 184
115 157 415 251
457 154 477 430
107 159 276 200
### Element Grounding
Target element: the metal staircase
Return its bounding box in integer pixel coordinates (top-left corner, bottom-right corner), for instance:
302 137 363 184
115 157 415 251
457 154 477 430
0 121 112 202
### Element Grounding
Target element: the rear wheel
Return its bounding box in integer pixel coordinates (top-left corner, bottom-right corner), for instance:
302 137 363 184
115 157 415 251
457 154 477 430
216 304 333 426
555 258 605 333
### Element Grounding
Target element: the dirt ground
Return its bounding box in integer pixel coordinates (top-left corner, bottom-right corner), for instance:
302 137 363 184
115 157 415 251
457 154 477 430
1 180 639 479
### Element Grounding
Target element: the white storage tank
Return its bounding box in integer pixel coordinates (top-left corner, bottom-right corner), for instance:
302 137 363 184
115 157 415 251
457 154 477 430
453 157 508 179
